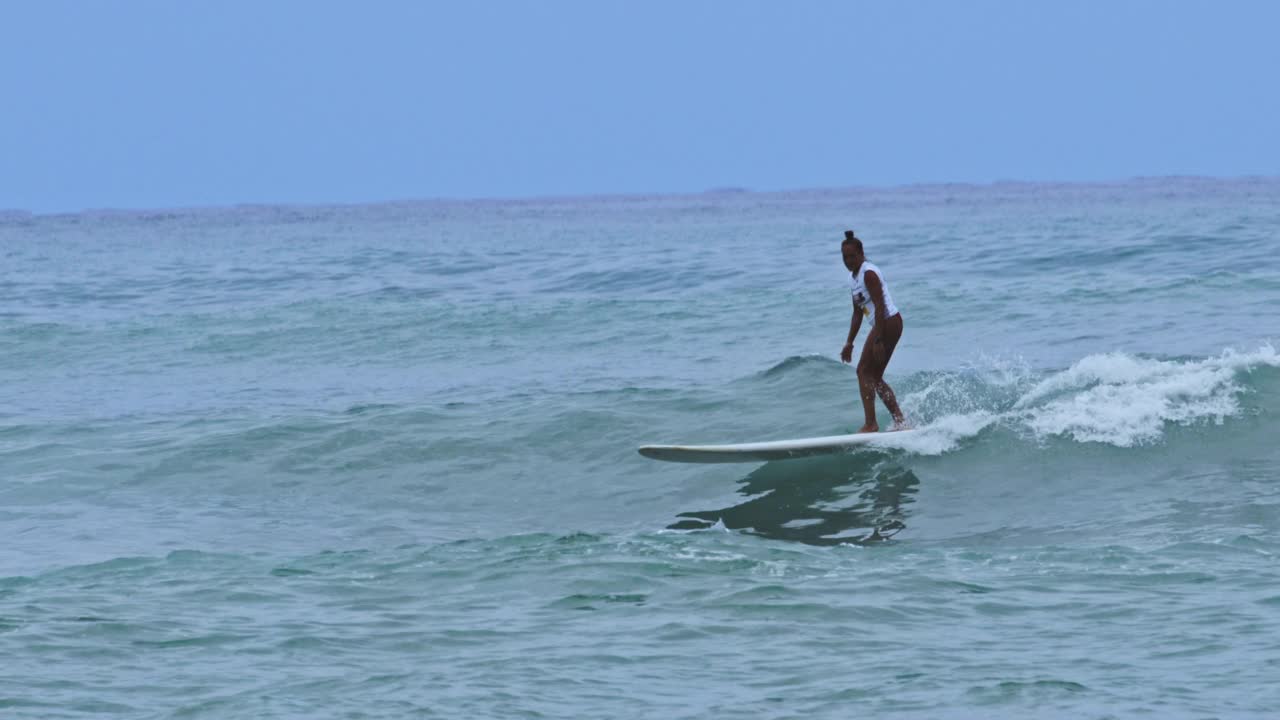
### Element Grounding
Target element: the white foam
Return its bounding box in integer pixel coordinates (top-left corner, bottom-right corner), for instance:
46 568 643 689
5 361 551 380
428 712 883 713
1014 345 1278 447
894 354 1034 455
877 411 1001 456
888 345 1278 453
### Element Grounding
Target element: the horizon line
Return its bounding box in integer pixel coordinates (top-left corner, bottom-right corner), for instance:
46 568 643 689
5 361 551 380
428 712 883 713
4 173 1277 219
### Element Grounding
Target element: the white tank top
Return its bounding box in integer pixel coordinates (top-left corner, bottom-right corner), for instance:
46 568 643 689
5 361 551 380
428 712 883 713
849 261 899 326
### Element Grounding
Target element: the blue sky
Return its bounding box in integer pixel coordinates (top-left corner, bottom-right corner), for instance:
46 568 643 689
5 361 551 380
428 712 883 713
3 1 1277 212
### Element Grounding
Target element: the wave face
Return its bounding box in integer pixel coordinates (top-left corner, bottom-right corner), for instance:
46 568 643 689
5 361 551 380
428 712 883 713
3 179 1280 718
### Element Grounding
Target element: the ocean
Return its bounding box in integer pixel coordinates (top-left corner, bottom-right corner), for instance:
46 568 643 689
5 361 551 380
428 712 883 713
2 177 1279 718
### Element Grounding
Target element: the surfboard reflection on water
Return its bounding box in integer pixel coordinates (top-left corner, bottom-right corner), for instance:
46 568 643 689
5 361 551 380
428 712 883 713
668 453 919 546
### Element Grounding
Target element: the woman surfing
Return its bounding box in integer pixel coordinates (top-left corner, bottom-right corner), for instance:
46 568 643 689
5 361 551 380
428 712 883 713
839 230 907 432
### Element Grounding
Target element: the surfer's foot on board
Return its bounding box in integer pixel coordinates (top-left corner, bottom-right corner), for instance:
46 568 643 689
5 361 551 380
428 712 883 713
856 423 879 434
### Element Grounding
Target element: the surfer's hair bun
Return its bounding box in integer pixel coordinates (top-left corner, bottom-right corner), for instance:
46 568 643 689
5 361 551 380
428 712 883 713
842 231 863 253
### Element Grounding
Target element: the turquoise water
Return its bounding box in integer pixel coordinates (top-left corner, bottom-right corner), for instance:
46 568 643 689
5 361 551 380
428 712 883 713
3 178 1280 718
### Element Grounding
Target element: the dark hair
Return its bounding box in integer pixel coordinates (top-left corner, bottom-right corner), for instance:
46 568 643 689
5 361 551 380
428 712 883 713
842 230 863 254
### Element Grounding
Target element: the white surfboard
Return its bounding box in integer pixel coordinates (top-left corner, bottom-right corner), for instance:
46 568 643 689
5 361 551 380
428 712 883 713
638 430 917 464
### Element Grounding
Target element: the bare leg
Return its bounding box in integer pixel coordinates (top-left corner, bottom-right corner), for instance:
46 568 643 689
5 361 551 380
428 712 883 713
858 314 906 431
856 332 886 433
856 365 879 433
876 381 907 428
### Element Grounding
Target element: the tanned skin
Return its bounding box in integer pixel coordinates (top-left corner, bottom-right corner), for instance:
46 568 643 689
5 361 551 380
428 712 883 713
839 235 906 432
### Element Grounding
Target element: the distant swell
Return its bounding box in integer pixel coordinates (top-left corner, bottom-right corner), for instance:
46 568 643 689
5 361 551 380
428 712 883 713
759 354 832 378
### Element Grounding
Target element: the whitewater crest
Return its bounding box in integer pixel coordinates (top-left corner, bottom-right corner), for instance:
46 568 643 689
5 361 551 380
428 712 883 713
898 345 1278 452
1015 346 1278 447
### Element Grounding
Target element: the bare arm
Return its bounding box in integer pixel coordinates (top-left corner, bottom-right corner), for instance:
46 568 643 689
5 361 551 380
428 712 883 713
841 295 864 363
847 296 864 345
